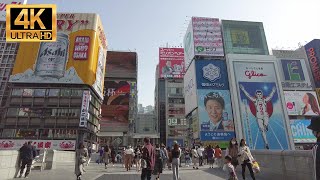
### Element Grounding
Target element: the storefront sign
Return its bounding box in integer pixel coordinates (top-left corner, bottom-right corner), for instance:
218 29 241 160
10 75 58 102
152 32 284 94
0 139 76 150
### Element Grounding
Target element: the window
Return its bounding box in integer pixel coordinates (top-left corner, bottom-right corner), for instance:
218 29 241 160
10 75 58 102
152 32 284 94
18 108 29 116
12 89 22 96
71 89 82 97
22 89 33 97
7 108 18 116
1 129 16 138
49 89 60 96
34 89 46 97
60 89 71 96
16 129 39 138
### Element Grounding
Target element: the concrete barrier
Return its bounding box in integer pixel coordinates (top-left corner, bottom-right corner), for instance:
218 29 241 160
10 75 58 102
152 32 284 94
0 150 20 180
51 150 75 169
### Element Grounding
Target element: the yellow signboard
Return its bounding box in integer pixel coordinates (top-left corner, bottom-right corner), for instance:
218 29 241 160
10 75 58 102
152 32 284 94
10 13 108 99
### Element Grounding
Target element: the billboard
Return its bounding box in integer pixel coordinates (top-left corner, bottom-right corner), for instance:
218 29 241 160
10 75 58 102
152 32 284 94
101 81 130 129
0 139 75 150
159 48 185 79
0 0 27 21
290 119 317 143
195 59 229 90
198 89 235 141
184 17 224 70
305 39 320 88
9 13 108 99
279 59 313 90
106 51 137 78
228 54 292 150
222 20 269 55
184 60 197 115
284 91 320 116
272 49 306 59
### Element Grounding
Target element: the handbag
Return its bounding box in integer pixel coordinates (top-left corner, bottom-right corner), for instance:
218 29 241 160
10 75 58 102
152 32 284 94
252 161 260 173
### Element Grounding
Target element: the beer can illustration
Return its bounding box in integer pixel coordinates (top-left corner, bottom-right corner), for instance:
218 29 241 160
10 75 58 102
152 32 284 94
34 32 69 78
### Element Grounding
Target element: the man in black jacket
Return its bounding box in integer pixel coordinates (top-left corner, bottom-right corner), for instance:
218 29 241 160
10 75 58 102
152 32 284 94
307 116 320 180
19 141 37 178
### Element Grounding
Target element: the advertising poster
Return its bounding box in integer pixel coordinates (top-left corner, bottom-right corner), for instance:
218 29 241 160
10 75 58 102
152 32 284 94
159 48 185 79
101 81 130 128
184 60 197 115
195 59 229 90
106 51 137 78
234 61 290 150
9 13 108 99
279 59 312 90
305 39 320 88
0 0 27 21
198 89 235 141
0 139 76 150
284 91 320 116
290 119 317 143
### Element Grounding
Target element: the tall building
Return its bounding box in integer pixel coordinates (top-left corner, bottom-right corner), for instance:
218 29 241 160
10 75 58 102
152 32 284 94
99 51 137 148
0 13 107 151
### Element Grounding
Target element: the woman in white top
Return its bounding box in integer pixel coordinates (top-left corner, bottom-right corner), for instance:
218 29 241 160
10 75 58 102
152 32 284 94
191 146 199 170
238 139 255 180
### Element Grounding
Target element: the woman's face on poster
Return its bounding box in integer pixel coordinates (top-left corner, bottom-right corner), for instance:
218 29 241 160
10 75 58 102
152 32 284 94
205 99 223 124
303 94 310 105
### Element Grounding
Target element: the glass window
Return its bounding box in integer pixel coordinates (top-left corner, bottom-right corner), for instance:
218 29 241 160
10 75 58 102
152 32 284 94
1 129 16 138
18 108 29 116
7 108 18 116
16 129 39 138
71 89 82 97
22 89 33 96
12 89 22 96
60 89 71 96
49 89 60 96
34 89 46 96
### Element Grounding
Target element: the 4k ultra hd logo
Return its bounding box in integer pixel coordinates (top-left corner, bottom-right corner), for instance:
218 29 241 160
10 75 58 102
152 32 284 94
6 4 57 42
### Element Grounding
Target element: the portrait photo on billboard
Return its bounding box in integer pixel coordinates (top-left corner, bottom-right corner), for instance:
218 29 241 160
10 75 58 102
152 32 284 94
105 51 137 78
238 81 289 150
198 89 235 141
290 119 317 143
159 48 185 79
284 91 320 116
101 81 130 127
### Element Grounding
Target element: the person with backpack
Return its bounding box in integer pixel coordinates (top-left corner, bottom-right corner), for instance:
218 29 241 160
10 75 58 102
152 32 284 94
141 138 155 180
153 144 165 180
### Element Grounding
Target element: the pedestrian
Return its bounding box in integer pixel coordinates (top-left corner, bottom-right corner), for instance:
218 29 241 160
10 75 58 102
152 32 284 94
153 144 165 180
225 138 239 169
18 141 36 178
75 143 88 180
207 145 215 168
86 145 92 166
185 149 191 167
161 144 168 170
98 147 104 164
171 142 181 180
238 139 255 180
122 147 126 167
197 145 205 166
166 147 172 170
203 146 208 165
103 146 111 169
307 116 320 180
116 152 122 163
124 145 134 171
135 146 142 172
141 137 155 180
192 146 199 169
224 155 238 180
111 147 116 166
214 145 223 168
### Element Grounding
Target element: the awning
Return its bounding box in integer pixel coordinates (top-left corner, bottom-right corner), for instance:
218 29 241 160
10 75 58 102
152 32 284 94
97 132 123 137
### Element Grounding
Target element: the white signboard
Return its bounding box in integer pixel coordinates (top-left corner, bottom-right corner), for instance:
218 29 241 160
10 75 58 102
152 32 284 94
0 139 76 150
284 91 320 116
184 20 195 70
79 90 90 127
0 0 27 21
184 60 197 115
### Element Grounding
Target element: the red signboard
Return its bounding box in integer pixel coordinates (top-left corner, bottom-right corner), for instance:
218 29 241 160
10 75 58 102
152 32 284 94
159 48 185 79
0 139 76 150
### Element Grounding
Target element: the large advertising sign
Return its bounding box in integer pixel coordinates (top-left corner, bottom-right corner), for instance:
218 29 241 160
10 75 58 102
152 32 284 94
184 17 224 70
305 39 320 88
159 48 185 79
290 119 317 143
184 60 197 115
198 89 235 141
106 51 137 78
0 0 27 21
222 20 269 55
0 139 75 150
279 59 313 90
228 55 292 150
9 13 108 99
195 59 229 90
284 91 320 116
101 81 130 129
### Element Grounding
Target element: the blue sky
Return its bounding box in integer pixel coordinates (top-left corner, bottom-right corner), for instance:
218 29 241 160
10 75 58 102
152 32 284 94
28 0 320 106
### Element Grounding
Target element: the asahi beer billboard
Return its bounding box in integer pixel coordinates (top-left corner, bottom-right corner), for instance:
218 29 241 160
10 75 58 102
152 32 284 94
227 54 294 150
9 13 108 99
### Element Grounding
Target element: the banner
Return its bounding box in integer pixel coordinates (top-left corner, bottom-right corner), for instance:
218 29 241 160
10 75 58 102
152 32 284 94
101 81 130 128
184 60 197 115
284 91 320 116
232 60 290 150
305 39 320 88
290 119 317 143
0 139 75 150
159 48 185 79
9 13 108 99
198 89 235 141
106 51 137 78
79 90 90 127
279 59 312 90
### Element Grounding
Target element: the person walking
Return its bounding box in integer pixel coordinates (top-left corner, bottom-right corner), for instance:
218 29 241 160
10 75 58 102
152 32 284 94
161 144 168 170
111 147 116 167
197 145 205 166
207 145 215 168
171 143 181 180
166 147 172 170
307 116 320 180
224 155 238 180
185 149 191 167
103 146 111 169
214 145 223 168
135 146 142 172
86 146 92 166
98 147 104 164
238 139 256 180
75 143 88 180
141 138 155 180
18 141 36 178
225 138 239 169
191 146 199 170
154 144 165 180
124 146 134 171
